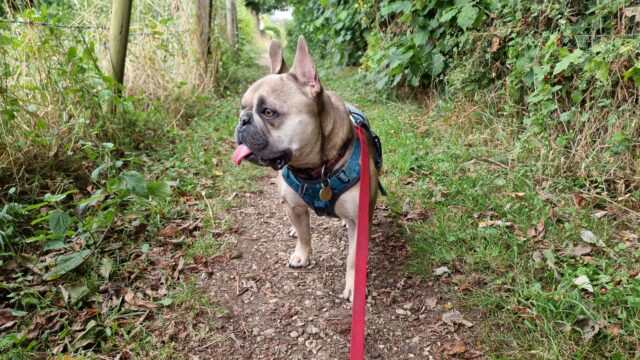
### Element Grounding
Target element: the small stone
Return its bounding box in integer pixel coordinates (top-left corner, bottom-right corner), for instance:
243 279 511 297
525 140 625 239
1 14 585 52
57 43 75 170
290 331 299 338
305 339 317 350
395 309 408 315
262 328 275 336
304 300 312 307
403 303 413 310
306 324 320 335
298 337 305 344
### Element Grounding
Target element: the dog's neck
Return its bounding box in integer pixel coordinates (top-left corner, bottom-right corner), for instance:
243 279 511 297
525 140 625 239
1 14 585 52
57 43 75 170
320 91 354 163
287 91 354 180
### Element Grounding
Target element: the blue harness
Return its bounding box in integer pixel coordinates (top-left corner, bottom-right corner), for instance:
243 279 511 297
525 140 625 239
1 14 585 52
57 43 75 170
281 107 385 218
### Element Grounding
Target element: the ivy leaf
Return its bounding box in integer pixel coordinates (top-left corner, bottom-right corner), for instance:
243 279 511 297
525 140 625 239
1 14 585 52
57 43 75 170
49 210 71 236
44 250 91 281
457 5 479 30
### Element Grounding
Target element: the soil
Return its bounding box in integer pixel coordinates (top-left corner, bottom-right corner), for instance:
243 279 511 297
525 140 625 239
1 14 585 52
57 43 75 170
153 177 485 359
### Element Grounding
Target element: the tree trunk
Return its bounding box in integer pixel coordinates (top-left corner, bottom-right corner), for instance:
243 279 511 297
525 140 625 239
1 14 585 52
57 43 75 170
108 0 132 113
226 0 238 50
249 8 261 34
196 0 213 75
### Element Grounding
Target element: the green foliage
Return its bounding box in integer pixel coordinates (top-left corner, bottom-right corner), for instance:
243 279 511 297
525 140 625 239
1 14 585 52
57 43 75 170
244 0 287 14
287 0 369 67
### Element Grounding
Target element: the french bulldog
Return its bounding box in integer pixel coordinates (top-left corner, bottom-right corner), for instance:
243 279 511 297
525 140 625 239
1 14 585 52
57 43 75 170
232 36 380 301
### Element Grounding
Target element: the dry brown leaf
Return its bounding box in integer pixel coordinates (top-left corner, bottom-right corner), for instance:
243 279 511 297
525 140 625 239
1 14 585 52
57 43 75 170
445 340 467 355
526 219 546 240
505 192 525 199
424 297 438 309
159 224 180 238
405 210 429 221
619 230 639 242
565 246 592 257
532 251 543 263
442 310 474 330
173 257 185 280
592 210 608 219
489 36 500 52
573 194 589 209
478 219 515 229
124 289 157 309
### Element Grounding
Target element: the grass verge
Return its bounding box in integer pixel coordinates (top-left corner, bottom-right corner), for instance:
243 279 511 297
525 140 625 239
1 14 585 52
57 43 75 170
320 68 640 359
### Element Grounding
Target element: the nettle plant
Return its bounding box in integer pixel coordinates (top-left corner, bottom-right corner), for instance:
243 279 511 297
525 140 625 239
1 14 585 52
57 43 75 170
0 142 171 283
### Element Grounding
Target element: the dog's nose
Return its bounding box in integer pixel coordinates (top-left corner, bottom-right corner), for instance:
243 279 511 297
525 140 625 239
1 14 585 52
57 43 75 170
240 111 253 126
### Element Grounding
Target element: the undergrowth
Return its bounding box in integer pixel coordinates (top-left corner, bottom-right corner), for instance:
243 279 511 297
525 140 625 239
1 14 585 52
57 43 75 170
0 0 261 357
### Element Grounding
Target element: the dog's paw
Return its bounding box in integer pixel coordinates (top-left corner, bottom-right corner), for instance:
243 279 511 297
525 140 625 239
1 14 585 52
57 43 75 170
288 227 297 238
288 250 310 269
341 285 354 303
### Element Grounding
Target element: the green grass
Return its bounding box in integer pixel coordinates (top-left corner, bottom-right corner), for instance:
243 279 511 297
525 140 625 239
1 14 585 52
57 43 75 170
319 69 640 359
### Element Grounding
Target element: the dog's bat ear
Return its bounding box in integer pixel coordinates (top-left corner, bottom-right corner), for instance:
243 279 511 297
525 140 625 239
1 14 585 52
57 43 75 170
291 35 321 96
269 40 288 74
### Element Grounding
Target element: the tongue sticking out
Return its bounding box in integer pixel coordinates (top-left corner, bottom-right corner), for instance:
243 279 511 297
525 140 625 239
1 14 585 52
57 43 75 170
232 144 253 165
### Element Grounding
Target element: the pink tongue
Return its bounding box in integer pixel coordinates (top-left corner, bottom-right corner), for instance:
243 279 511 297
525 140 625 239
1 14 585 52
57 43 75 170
232 144 253 165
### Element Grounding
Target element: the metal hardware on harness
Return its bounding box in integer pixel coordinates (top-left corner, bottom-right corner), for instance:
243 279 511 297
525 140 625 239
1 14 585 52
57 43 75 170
280 106 385 217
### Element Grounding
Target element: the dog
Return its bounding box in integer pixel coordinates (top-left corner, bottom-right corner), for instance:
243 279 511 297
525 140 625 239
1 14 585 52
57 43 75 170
232 36 381 301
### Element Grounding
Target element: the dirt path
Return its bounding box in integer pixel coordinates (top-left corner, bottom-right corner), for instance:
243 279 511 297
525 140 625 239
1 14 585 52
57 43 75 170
161 176 484 359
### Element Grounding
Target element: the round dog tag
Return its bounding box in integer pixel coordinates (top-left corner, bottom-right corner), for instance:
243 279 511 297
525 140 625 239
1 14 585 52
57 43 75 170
319 186 333 202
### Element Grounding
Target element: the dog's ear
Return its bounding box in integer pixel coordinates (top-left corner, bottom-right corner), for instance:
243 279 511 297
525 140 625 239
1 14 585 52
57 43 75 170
268 40 288 74
291 35 321 96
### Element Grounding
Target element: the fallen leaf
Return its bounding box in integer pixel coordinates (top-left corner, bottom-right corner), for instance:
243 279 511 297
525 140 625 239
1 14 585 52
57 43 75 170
405 210 429 221
619 230 638 241
580 229 605 247
575 316 600 340
442 310 474 330
173 257 185 280
526 219 546 240
505 192 525 199
159 224 180 238
489 35 500 53
532 251 543 263
424 297 438 309
574 275 594 293
445 340 466 355
402 198 411 215
478 220 515 228
606 324 621 336
565 246 592 257
573 194 589 209
434 266 450 276
124 289 157 309
592 210 608 219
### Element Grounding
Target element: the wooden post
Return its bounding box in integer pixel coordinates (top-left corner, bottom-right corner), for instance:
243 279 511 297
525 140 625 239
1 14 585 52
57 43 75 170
108 0 132 112
226 0 238 51
196 0 213 74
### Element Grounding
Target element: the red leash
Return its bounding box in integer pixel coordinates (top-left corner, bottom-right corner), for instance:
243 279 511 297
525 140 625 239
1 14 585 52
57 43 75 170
350 125 370 359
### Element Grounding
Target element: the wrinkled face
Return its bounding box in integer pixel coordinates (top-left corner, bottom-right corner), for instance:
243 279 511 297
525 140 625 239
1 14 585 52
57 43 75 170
234 73 321 170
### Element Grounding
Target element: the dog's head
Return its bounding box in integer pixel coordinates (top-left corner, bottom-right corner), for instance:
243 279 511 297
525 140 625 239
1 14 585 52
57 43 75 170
232 36 324 170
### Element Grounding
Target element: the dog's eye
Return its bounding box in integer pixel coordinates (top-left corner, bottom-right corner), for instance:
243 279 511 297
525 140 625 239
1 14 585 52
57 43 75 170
262 108 275 118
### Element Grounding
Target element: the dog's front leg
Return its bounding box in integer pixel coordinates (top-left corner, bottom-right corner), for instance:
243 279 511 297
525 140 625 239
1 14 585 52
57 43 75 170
342 219 356 302
286 206 312 268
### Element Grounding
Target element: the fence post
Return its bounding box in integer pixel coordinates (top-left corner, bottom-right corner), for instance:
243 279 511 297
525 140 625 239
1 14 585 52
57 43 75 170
226 0 238 51
108 0 132 112
196 0 213 75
